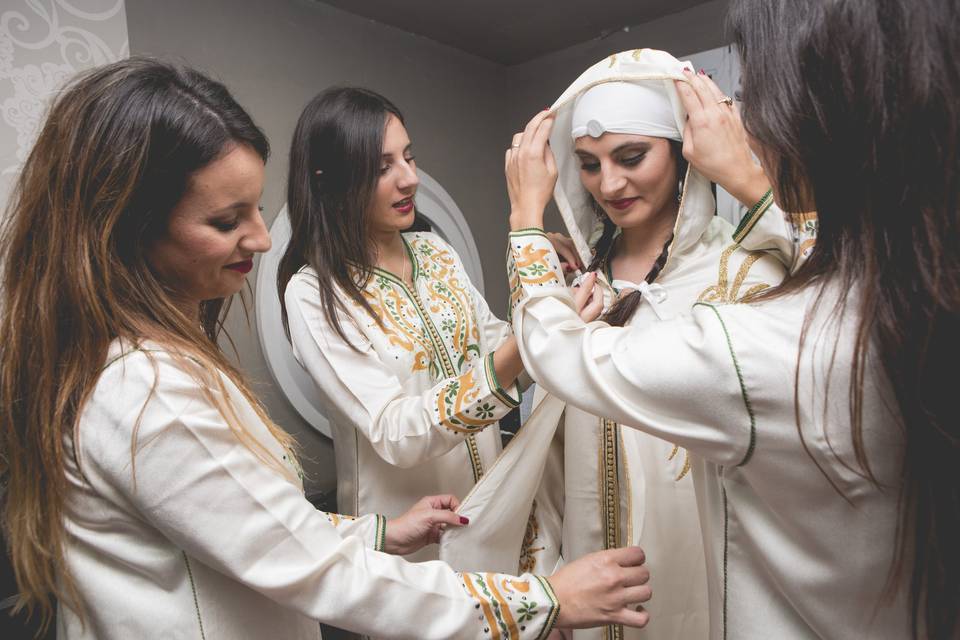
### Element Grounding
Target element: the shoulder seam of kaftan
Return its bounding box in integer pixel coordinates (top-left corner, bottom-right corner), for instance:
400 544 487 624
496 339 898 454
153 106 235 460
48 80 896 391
692 302 757 466
732 188 775 243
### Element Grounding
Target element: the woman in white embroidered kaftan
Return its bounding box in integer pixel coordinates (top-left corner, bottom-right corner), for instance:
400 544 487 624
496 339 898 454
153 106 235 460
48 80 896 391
524 50 787 640
0 59 654 640
280 88 535 561
499 0 959 634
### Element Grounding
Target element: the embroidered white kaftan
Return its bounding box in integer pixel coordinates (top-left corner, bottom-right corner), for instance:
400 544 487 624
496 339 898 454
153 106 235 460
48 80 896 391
443 49 786 640
284 231 520 561
60 340 559 639
505 205 911 639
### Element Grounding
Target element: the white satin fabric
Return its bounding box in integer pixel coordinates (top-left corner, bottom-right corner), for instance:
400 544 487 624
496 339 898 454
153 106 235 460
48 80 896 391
507 218 911 638
61 340 560 639
443 48 786 640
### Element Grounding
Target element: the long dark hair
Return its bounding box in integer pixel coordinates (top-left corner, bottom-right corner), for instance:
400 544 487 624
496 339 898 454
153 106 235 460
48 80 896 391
588 139 687 326
0 57 297 633
729 1 959 637
278 87 403 345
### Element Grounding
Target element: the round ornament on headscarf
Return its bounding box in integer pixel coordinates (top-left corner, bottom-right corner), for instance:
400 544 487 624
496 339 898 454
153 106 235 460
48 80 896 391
547 48 715 267
571 81 682 142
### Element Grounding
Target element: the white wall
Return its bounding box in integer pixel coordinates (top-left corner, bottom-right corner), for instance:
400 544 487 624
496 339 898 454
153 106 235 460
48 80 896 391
0 0 129 209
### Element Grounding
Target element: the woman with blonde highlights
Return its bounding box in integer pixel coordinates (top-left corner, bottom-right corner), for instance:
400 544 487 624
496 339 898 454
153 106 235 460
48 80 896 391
0 57 652 639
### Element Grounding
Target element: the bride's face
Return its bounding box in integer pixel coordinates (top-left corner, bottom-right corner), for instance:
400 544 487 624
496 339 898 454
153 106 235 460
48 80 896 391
574 133 678 229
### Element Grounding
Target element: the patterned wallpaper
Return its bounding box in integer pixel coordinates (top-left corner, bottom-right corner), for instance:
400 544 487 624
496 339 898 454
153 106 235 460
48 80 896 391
0 0 128 209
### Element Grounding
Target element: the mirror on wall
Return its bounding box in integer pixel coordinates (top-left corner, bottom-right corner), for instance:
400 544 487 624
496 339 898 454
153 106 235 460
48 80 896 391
254 168 483 438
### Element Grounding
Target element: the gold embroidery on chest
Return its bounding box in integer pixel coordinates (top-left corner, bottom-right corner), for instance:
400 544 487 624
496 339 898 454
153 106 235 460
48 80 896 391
667 444 693 481
411 237 482 372
698 244 772 304
360 277 433 373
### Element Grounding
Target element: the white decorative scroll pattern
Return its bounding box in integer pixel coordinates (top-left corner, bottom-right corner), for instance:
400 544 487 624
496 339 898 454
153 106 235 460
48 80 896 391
0 0 128 210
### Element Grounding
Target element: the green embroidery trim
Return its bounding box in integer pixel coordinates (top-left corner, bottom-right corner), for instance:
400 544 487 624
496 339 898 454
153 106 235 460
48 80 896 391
533 575 561 640
693 303 757 466
375 514 387 552
721 475 730 640
371 234 486 481
485 351 520 408
370 233 420 283
182 553 207 640
466 435 484 482
732 188 774 244
508 227 547 238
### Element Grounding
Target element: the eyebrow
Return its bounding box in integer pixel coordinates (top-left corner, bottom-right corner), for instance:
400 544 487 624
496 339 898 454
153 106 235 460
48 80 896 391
210 191 264 216
575 141 652 158
382 143 413 159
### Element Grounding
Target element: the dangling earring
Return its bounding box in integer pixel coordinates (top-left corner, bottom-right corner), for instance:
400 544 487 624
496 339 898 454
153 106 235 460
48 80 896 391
677 178 684 203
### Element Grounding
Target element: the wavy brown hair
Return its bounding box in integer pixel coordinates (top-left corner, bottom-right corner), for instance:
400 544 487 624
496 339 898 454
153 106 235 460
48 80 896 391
0 57 296 633
730 0 959 637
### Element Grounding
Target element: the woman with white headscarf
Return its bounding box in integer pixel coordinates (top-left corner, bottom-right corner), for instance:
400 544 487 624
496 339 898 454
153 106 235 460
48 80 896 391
441 49 786 640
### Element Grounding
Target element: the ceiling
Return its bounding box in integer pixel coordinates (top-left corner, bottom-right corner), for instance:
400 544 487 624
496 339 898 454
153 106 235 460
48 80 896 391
316 0 713 66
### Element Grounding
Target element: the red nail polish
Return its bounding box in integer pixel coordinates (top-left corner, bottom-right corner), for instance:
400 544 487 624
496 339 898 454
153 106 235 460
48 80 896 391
699 69 706 75
459 516 470 525
682 68 692 74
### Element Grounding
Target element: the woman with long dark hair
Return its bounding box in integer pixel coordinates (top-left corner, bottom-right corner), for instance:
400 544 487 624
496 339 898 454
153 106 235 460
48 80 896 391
501 0 958 637
0 57 653 639
279 88 579 561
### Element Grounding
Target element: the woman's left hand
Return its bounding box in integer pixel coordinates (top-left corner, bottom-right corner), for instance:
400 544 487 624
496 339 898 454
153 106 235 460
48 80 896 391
506 110 557 230
674 70 770 207
384 494 467 556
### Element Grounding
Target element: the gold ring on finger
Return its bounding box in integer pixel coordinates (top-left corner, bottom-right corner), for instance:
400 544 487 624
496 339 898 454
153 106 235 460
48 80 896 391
717 96 734 106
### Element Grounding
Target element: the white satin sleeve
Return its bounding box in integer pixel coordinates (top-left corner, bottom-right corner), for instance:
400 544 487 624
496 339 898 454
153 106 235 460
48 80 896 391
77 349 560 639
284 273 520 468
507 229 756 467
732 193 817 274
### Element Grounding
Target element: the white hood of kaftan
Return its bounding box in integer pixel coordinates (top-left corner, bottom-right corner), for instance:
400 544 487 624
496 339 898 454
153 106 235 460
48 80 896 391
548 48 714 271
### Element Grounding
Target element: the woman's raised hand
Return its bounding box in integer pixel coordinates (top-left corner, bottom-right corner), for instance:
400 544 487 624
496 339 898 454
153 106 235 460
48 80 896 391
674 70 771 207
550 546 652 630
573 271 604 322
384 494 466 556
506 110 557 230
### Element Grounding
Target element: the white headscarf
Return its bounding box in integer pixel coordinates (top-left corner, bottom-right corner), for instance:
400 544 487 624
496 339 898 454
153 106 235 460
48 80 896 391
548 48 715 267
571 80 682 141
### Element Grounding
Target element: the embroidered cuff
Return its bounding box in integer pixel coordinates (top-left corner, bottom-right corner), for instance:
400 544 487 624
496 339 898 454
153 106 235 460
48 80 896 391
484 351 521 408
374 514 387 552
732 188 774 244
459 572 560 640
507 231 566 321
434 360 520 434
323 512 387 552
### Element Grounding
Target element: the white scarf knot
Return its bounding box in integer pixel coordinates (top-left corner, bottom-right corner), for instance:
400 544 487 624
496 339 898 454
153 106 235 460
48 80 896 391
611 280 668 317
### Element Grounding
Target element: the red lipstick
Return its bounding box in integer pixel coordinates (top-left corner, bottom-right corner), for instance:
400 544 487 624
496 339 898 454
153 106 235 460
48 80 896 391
393 197 414 214
607 197 639 211
225 259 253 274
